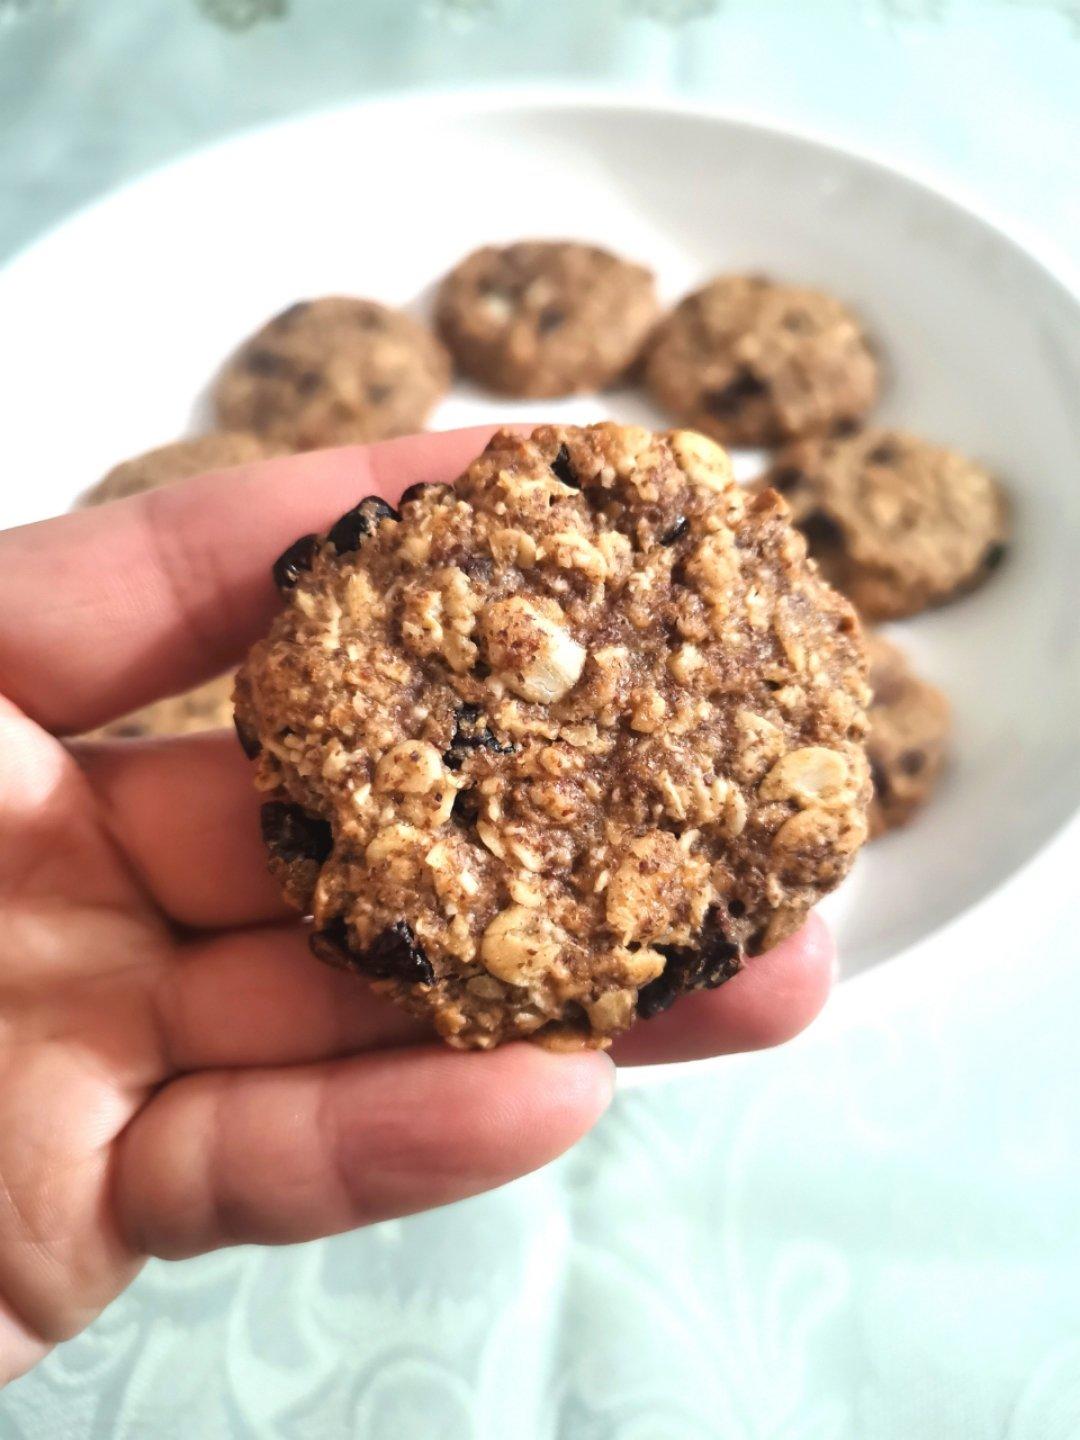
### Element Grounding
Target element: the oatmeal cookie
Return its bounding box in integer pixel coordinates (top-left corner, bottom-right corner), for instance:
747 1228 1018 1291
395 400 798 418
83 432 269 506
435 241 658 397
236 423 870 1050
866 634 950 837
92 674 234 739
214 297 450 450
763 427 1008 619
645 275 878 445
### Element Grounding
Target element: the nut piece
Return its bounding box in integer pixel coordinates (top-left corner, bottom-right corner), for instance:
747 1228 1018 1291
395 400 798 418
375 740 446 794
758 746 853 809
670 429 735 491
605 831 685 943
481 596 586 704
480 905 565 985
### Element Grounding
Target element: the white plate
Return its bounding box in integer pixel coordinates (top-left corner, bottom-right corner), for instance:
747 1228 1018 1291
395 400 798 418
2 91 1079 980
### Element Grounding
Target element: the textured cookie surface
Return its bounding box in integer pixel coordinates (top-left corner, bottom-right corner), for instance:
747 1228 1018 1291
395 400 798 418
236 423 870 1050
866 634 950 837
92 674 235 740
435 242 658 397
214 297 450 451
83 432 269 506
763 427 1008 619
645 275 878 446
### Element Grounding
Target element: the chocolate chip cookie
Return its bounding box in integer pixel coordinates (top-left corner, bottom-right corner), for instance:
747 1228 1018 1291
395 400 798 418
83 432 269 506
435 241 658 397
93 674 234 740
866 634 950 836
236 423 870 1050
762 427 1008 619
214 297 451 451
645 275 879 446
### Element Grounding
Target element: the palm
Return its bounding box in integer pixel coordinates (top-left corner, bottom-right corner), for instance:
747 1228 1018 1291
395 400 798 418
0 432 832 1385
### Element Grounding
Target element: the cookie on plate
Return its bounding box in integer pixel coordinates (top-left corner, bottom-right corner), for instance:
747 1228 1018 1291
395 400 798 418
435 241 658 397
645 275 879 446
762 427 1008 619
83 432 269 506
214 297 451 451
235 422 871 1051
92 674 235 740
866 634 950 837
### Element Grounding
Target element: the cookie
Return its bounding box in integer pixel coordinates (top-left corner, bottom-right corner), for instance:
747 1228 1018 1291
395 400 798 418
645 275 879 446
213 297 451 451
866 634 950 836
435 241 658 397
83 432 269 506
762 427 1008 619
236 423 870 1051
93 674 234 739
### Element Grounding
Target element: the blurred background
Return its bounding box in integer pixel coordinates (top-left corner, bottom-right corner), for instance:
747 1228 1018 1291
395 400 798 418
2 4 1080 1438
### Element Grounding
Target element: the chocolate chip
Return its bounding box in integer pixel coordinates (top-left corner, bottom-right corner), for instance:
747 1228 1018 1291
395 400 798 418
537 306 566 335
702 368 769 418
260 801 333 864
244 347 293 378
451 788 480 826
365 921 435 986
869 758 890 800
442 704 514 771
458 552 494 583
399 481 454 508
899 748 926 776
272 532 319 593
367 383 392 405
866 442 900 466
234 714 262 759
550 443 580 489
659 516 689 546
982 541 1007 572
768 466 805 495
638 910 743 1019
327 496 399 554
799 510 845 553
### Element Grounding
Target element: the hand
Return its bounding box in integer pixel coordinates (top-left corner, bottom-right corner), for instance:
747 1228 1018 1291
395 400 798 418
0 430 834 1384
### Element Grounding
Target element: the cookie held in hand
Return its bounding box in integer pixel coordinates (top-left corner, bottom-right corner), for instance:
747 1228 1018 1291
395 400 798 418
236 424 871 1049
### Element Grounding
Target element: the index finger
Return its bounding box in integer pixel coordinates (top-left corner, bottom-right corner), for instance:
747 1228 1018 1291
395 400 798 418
0 428 497 734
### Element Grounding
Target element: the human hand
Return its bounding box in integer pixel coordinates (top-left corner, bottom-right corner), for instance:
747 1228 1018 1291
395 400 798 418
0 430 834 1383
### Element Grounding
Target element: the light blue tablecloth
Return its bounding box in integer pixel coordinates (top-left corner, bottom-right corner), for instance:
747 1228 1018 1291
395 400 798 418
1 4 1079 1436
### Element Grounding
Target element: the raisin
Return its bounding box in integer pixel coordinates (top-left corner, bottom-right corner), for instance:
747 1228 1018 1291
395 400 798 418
233 714 262 760
899 748 926 776
769 466 805 494
866 442 900 466
831 416 861 438
799 510 845 553
442 704 514 771
366 383 392 405
399 481 454 508
638 911 742 1019
295 370 322 397
272 532 319 593
260 801 333 864
659 516 689 546
327 496 399 554
982 541 1007 572
458 552 494 583
550 443 580 489
702 368 769 418
309 916 353 969
364 921 435 986
537 306 566 334
727 898 746 919
244 348 292 378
